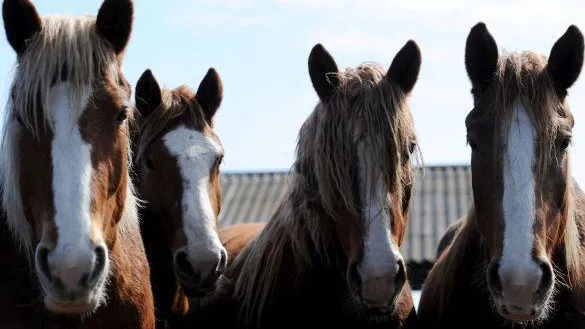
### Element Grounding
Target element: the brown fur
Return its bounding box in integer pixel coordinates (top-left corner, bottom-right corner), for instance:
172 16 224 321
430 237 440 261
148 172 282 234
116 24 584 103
193 42 423 328
0 1 155 327
131 73 225 328
418 23 585 328
219 222 266 266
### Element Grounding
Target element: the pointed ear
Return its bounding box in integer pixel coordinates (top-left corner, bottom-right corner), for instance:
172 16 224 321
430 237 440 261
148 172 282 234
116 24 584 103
547 25 584 96
195 68 223 125
96 0 133 54
135 69 162 119
465 22 499 93
308 43 339 102
387 40 422 94
2 0 42 54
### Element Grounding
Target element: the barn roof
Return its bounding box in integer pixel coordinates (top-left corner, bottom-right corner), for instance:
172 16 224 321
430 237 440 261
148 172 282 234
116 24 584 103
218 164 472 263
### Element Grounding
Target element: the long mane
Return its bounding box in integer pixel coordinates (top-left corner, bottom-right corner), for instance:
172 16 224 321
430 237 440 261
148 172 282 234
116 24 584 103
230 63 420 325
0 15 136 257
426 50 583 320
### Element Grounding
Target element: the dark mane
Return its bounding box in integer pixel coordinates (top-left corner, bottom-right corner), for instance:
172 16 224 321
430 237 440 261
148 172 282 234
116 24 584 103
427 50 583 321
467 51 573 188
230 63 420 325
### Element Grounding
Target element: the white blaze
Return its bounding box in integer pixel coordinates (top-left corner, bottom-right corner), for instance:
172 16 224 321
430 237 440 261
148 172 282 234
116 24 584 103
499 101 540 285
48 82 97 285
162 125 224 265
357 137 400 277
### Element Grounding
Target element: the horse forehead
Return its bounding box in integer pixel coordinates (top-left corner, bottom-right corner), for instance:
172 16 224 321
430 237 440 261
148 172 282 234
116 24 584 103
162 126 222 161
47 83 91 130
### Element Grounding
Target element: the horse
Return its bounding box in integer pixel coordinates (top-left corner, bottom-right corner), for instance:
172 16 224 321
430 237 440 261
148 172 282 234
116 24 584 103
418 22 585 328
0 0 155 328
435 217 464 259
131 68 228 327
219 222 266 267
193 40 423 328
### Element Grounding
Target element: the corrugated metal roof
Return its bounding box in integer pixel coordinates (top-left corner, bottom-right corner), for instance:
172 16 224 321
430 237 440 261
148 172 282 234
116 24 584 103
218 164 472 262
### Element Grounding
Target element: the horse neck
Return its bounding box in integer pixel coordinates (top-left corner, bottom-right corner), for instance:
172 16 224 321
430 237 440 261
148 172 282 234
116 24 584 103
104 205 156 329
0 210 41 315
137 205 187 321
232 180 348 297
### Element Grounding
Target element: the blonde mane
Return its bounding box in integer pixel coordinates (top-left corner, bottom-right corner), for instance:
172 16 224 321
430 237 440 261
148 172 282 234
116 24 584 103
0 14 136 257
426 50 583 320
231 63 420 326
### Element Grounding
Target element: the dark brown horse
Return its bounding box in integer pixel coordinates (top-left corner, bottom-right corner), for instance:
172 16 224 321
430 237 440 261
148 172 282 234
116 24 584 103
0 0 155 328
194 41 423 328
435 217 463 259
418 22 585 328
131 68 227 327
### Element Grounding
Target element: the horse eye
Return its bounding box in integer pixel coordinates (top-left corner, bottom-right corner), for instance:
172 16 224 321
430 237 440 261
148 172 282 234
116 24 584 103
116 107 129 124
15 114 24 126
215 155 224 169
409 142 417 154
467 136 478 151
145 157 156 171
559 137 571 151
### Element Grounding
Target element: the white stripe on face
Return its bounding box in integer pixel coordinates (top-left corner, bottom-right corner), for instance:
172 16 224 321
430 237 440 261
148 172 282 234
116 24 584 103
357 136 400 280
499 101 540 285
162 125 225 267
48 82 101 287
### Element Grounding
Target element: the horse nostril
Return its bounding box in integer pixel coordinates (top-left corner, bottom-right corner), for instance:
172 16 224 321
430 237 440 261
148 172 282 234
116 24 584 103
347 262 362 292
174 250 196 280
83 245 107 287
216 248 228 275
395 258 406 292
487 262 502 296
537 260 553 294
36 246 53 283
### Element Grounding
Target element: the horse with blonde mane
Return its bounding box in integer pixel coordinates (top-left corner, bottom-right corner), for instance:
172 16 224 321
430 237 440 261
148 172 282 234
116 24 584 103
0 0 155 327
418 22 585 328
193 41 423 328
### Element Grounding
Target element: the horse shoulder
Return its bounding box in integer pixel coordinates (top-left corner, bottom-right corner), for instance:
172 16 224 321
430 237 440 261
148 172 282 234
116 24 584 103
219 222 265 266
418 218 484 328
106 216 156 329
436 217 465 259
417 244 450 325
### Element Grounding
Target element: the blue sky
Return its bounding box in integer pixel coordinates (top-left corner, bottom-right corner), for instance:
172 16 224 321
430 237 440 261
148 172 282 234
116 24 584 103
1 0 585 186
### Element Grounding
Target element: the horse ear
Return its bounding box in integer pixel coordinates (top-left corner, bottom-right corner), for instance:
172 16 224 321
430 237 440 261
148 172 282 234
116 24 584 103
386 40 422 94
547 25 584 96
135 69 162 119
308 43 339 102
96 0 133 54
465 22 499 92
195 68 223 125
2 0 42 54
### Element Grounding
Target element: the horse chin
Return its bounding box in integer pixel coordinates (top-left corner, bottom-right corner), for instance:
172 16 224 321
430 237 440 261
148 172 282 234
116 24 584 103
43 294 102 316
345 294 397 324
180 284 217 300
41 276 108 316
492 297 550 324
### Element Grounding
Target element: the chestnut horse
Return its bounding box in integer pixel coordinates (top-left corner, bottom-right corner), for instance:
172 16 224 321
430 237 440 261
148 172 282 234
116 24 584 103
0 0 155 328
131 68 228 327
219 222 266 267
418 22 585 328
194 41 423 328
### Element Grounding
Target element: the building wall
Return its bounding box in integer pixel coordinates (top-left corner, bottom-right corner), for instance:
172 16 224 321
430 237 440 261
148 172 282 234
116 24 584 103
218 164 473 268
